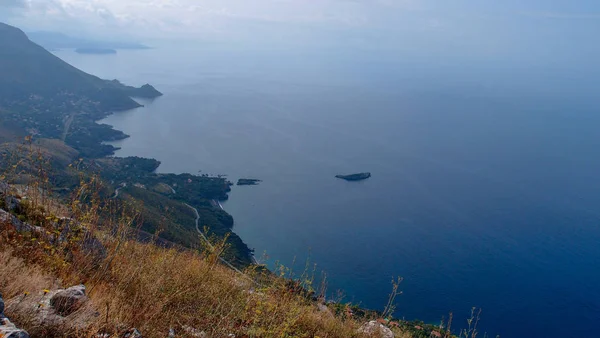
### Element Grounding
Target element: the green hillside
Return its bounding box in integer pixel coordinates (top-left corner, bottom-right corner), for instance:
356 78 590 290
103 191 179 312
0 21 254 267
0 22 161 111
0 22 162 157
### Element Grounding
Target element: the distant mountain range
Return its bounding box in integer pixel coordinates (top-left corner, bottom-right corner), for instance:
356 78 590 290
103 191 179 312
75 48 118 55
0 21 162 158
0 22 161 111
27 30 150 51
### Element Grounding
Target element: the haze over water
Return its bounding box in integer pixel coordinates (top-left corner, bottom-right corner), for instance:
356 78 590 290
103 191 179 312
56 45 600 337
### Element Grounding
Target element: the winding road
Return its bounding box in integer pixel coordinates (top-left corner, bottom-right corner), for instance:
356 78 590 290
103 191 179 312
61 113 77 142
185 203 213 249
112 182 254 278
185 203 252 277
112 186 123 199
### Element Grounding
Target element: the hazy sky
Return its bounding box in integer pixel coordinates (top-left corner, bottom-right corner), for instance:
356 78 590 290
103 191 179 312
1 0 442 38
1 0 599 67
1 1 598 36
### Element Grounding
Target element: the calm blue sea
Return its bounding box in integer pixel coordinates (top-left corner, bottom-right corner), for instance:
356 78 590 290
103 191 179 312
55 46 600 338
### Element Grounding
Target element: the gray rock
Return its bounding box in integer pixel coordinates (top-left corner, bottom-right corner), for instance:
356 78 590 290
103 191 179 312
0 209 22 228
121 328 142 338
0 292 5 316
182 325 207 337
0 209 42 234
317 303 334 318
0 318 31 338
0 294 30 338
0 293 30 337
0 181 9 193
57 217 77 242
82 232 107 264
5 287 95 335
4 196 20 212
358 320 394 338
4 331 31 338
50 285 88 316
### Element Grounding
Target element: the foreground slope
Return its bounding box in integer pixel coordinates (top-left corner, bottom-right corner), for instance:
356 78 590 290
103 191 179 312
0 180 450 338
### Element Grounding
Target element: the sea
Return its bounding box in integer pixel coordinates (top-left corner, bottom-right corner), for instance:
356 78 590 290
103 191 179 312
54 45 600 338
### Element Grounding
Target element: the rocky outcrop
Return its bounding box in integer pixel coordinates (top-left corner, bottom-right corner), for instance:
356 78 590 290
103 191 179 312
121 327 143 338
0 293 31 338
181 325 207 337
4 285 94 336
0 187 43 235
0 187 107 264
0 181 9 193
50 285 88 316
237 179 261 186
358 320 394 338
4 195 21 213
317 303 334 318
7 285 142 338
0 319 30 338
0 209 43 234
94 326 143 338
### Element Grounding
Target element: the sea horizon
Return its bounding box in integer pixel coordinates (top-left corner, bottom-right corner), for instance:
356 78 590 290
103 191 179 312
53 45 600 338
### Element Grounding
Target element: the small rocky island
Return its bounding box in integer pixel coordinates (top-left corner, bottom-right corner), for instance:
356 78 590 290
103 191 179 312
75 48 117 54
237 179 262 186
335 172 372 181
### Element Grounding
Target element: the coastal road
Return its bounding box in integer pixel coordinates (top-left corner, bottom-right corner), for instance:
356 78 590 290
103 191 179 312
112 186 122 199
111 182 252 277
185 203 251 277
112 183 127 199
185 203 213 249
61 112 78 142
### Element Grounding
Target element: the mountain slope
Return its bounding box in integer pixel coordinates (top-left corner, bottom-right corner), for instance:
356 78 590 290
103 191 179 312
0 23 256 263
0 22 162 157
0 22 161 111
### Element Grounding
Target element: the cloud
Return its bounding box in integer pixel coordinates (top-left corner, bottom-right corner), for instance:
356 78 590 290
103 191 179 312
4 0 600 42
0 0 26 8
3 0 429 38
0 0 27 22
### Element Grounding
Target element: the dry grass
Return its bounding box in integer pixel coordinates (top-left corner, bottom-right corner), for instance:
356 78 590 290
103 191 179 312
85 241 367 337
0 141 421 338
0 231 392 337
0 191 409 338
0 250 53 299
